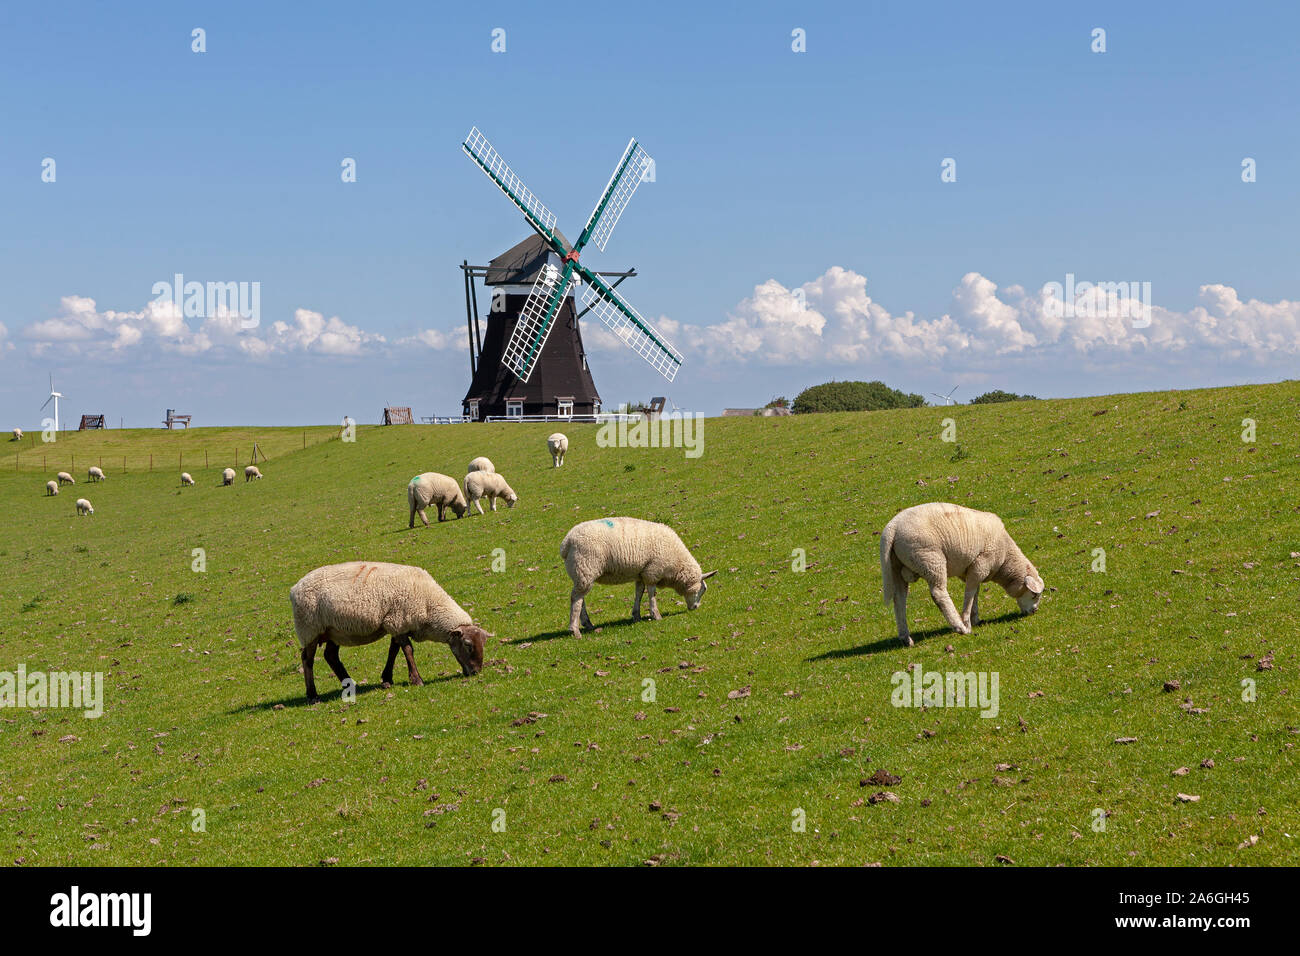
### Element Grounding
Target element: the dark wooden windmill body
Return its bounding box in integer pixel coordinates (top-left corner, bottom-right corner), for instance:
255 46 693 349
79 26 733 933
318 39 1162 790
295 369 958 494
460 234 635 421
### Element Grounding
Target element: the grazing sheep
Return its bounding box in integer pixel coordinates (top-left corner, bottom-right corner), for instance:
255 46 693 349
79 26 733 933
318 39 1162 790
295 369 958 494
407 472 467 527
245 465 263 481
180 472 195 486
11 428 21 441
45 480 58 496
88 466 106 482
560 517 716 639
880 502 1045 647
222 468 236 486
465 471 517 515
467 456 495 474
56 471 75 486
75 498 94 516
547 432 568 467
289 561 490 702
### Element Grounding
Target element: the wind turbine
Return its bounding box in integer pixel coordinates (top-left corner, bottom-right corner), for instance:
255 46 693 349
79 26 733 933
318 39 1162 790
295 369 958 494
41 374 63 432
931 385 959 406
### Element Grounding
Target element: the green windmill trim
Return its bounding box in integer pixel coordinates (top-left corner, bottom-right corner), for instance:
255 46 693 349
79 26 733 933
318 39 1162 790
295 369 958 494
576 264 679 364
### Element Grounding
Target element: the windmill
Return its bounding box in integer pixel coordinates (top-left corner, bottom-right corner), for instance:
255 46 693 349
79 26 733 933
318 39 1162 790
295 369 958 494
41 374 63 432
930 385 959 406
459 127 682 421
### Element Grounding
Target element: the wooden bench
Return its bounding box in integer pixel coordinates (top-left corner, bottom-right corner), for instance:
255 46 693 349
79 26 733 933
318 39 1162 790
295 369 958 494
78 414 105 430
163 409 192 430
382 407 413 425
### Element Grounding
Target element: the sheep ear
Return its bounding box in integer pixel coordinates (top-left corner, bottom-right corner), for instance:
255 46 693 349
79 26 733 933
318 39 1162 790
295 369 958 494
701 570 717 580
1025 575 1043 595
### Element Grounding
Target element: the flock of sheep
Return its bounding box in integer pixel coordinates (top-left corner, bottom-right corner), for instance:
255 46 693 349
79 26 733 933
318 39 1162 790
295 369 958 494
20 425 1047 704
38 457 263 518
290 434 1045 704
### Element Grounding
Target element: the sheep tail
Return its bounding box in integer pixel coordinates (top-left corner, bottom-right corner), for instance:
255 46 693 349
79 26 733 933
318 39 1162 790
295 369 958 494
559 534 572 563
880 522 897 606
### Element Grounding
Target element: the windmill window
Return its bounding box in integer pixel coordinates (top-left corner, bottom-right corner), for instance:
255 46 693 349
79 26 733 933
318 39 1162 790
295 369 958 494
506 400 524 419
557 398 574 418
467 401 480 421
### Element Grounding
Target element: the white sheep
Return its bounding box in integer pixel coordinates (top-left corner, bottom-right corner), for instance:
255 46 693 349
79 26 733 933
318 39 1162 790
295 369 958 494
547 432 568 467
180 472 195 486
222 468 236 486
56 471 75 486
245 465 263 481
880 502 1045 646
76 498 94 516
289 561 490 702
560 517 716 639
465 471 517 515
88 466 106 482
11 428 21 441
407 472 467 527
45 480 58 496
467 456 495 474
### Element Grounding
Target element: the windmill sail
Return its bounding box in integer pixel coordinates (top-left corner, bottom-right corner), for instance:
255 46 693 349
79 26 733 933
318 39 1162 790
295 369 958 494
502 261 574 382
578 139 654 253
462 128 564 250
576 268 682 382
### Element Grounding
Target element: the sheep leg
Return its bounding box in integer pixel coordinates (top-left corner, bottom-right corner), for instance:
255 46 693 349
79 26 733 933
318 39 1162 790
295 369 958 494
473 498 484 515
322 641 352 689
971 591 980 626
436 503 445 522
892 579 913 646
301 639 322 703
928 579 970 635
570 587 591 638
490 496 497 512
395 635 423 686
632 581 645 621
961 578 981 630
648 586 661 621
381 639 401 688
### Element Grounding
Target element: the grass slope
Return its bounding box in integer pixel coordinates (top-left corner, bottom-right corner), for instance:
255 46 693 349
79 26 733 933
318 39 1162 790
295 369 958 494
1 382 1297 866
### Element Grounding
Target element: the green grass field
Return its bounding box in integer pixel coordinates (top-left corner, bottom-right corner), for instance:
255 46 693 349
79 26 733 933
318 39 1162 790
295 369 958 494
3 381 1297 866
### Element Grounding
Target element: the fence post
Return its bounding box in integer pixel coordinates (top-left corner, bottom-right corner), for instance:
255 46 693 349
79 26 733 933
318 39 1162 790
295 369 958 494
150 454 153 472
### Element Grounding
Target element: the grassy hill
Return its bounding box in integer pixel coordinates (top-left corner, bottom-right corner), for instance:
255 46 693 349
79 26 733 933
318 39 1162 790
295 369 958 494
2 381 1297 866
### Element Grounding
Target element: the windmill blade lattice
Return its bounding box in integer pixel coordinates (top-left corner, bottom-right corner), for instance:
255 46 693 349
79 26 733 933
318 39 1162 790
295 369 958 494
579 139 654 253
576 269 683 382
502 261 574 382
462 128 562 249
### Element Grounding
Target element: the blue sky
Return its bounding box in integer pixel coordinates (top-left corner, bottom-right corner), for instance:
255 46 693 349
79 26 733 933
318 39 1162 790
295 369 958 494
1 1 1297 426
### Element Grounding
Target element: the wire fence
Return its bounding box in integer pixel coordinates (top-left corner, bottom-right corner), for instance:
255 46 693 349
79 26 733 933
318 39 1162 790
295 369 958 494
6 427 343 475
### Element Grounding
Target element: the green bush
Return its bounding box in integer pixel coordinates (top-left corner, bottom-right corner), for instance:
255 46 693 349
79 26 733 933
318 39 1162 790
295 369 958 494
969 389 1038 404
792 380 924 414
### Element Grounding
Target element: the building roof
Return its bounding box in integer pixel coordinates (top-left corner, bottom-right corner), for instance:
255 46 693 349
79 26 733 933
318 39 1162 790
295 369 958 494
484 232 571 286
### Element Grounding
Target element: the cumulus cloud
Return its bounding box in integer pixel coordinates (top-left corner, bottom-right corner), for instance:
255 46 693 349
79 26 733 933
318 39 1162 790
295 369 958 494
21 297 382 359
588 268 1300 369
400 327 461 350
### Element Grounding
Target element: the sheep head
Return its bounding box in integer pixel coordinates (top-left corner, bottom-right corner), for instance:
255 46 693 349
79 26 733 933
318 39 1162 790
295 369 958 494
447 625 488 676
686 570 717 610
1013 566 1045 614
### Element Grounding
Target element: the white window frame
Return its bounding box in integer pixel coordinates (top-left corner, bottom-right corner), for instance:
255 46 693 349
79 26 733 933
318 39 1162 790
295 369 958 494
506 400 524 419
467 401 480 421
557 398 574 419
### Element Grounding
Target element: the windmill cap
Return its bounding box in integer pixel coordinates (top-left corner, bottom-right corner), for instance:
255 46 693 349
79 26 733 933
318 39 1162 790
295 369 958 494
484 232 572 286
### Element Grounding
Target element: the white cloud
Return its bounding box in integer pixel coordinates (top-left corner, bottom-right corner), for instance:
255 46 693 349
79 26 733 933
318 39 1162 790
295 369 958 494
400 328 461 350
592 268 1300 369
21 297 383 359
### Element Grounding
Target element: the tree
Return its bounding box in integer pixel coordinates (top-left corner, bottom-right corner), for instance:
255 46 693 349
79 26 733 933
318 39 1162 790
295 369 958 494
765 396 790 409
791 380 925 414
969 389 1038 404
